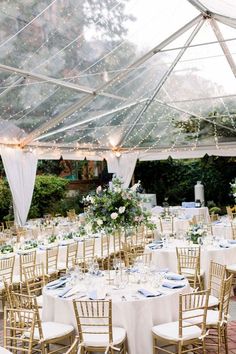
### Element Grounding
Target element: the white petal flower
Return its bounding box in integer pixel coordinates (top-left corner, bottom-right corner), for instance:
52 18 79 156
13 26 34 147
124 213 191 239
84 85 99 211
119 206 125 214
97 219 103 226
96 186 102 194
111 212 118 220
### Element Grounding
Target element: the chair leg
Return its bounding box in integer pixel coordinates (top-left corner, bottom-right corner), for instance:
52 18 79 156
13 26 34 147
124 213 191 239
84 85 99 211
177 342 182 354
217 327 221 354
224 325 229 354
202 339 206 354
153 337 157 354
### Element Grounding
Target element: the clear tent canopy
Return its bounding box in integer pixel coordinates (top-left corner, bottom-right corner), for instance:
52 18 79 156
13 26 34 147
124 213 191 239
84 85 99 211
1 0 236 224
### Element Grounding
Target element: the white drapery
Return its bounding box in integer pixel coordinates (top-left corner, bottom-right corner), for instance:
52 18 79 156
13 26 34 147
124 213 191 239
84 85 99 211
105 152 138 188
1 147 38 226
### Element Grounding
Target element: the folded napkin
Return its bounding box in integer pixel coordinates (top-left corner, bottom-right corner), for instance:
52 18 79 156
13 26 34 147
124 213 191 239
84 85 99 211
46 277 67 289
59 284 81 298
58 287 73 298
165 273 185 281
228 240 236 244
148 244 163 250
138 288 162 297
162 280 185 289
158 268 169 273
88 290 106 300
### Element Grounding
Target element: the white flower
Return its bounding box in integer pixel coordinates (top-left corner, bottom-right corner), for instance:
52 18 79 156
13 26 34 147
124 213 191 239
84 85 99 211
119 206 125 214
97 219 103 226
130 181 141 192
90 197 95 204
96 186 102 194
111 212 118 220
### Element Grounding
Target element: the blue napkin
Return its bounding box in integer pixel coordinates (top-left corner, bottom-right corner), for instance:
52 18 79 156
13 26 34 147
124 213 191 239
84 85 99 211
46 278 67 289
58 287 73 298
138 288 162 297
162 281 185 289
219 243 230 248
166 273 185 281
148 244 163 250
228 240 236 244
88 290 97 300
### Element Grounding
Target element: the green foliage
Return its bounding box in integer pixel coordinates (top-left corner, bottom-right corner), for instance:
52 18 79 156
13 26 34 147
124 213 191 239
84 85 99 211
0 179 12 220
28 175 69 218
84 177 154 233
135 155 236 207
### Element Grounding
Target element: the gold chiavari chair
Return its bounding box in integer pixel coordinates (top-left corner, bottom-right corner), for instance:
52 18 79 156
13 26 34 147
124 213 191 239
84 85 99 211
0 255 15 308
67 209 77 222
97 234 110 270
11 292 75 354
4 307 36 354
82 238 95 260
230 221 236 240
226 206 236 220
58 242 78 273
176 246 203 290
5 220 14 229
210 214 219 222
159 216 174 236
152 289 210 354
65 337 79 354
73 299 127 353
111 231 122 259
187 275 233 354
208 261 226 308
22 262 47 307
45 245 59 279
19 250 36 282
205 275 233 354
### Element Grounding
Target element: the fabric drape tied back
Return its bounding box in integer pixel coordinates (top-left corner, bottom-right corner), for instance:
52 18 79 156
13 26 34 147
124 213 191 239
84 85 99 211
1 147 38 226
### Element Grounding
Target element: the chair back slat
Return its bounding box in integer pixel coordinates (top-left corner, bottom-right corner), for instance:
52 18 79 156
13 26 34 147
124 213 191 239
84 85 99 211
0 256 15 283
73 300 113 344
4 307 36 354
179 289 209 338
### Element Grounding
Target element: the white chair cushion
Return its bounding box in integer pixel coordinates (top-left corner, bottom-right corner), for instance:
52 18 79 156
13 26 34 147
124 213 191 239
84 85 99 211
208 295 219 308
185 309 229 326
48 268 58 274
83 326 126 347
12 275 21 283
152 321 202 342
57 262 66 270
182 268 204 277
37 295 43 307
226 264 236 273
0 347 12 354
25 321 74 341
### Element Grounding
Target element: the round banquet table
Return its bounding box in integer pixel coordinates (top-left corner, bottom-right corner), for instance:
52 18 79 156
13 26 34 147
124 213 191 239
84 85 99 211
42 276 190 354
148 241 236 285
2 237 102 278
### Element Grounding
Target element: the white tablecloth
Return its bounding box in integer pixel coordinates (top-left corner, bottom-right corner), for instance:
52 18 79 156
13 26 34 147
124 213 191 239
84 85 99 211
148 242 236 285
152 206 209 220
4 237 103 278
42 277 190 354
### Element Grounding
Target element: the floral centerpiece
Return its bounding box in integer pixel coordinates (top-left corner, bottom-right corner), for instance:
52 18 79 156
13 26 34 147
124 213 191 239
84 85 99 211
187 224 206 244
0 244 14 255
20 240 38 251
83 176 155 234
231 179 236 202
